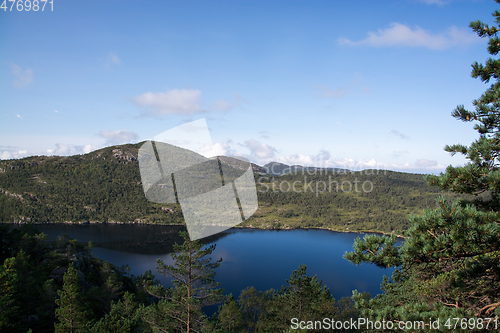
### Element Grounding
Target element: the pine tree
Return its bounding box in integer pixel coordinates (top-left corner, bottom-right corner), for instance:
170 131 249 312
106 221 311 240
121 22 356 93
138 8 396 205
214 295 246 333
139 231 223 333
0 257 19 331
92 292 140 333
344 1 500 329
55 263 90 333
237 286 273 332
258 265 336 333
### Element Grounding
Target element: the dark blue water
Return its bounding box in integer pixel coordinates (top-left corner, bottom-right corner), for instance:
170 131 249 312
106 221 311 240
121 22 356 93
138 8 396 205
28 224 398 301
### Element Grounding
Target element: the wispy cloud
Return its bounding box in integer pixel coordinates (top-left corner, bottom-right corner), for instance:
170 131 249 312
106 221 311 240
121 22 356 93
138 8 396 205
99 129 139 146
417 0 449 5
212 93 245 112
393 150 410 158
338 23 478 50
11 63 33 87
16 114 22 119
391 129 410 140
314 85 349 99
212 99 234 111
415 158 437 168
105 52 121 67
314 74 371 99
133 89 245 116
259 131 270 139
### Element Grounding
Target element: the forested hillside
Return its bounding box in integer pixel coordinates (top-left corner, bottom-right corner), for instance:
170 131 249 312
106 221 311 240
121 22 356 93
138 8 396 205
245 170 456 233
0 143 457 234
0 143 184 225
0 224 362 333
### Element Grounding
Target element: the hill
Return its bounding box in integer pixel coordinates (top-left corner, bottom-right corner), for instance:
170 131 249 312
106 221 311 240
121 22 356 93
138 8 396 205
0 142 459 233
215 156 267 174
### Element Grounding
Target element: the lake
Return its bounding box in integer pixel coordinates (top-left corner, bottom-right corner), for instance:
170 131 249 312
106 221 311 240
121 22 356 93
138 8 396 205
26 223 398 303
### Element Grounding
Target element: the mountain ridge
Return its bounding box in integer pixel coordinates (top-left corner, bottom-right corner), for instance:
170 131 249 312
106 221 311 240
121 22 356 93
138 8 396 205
0 142 363 176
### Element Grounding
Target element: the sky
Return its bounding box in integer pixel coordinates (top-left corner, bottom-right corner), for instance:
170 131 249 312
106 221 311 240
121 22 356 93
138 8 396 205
1 0 498 174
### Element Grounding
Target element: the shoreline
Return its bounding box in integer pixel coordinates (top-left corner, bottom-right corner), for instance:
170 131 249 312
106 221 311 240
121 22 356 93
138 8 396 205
231 225 406 240
3 221 406 240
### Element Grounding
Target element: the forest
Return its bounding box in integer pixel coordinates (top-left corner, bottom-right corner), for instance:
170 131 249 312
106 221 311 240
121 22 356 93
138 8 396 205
0 224 363 332
1 2 500 332
0 142 459 235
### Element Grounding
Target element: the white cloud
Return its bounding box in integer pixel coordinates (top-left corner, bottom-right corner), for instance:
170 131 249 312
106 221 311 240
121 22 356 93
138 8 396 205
16 114 21 119
134 89 204 116
150 137 445 174
46 143 71 155
270 150 444 174
10 63 33 87
276 154 316 166
243 139 278 161
75 144 98 154
338 23 478 50
99 129 139 146
277 150 333 167
198 142 232 158
0 150 28 160
45 143 100 156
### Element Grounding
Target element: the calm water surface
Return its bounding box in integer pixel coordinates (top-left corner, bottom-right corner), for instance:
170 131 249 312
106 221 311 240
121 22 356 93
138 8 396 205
27 224 398 301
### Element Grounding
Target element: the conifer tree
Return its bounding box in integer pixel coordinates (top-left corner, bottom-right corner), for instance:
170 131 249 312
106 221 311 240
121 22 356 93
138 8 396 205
237 286 273 332
0 257 19 331
55 263 90 333
92 292 140 333
214 295 246 333
139 231 223 333
258 265 336 333
344 1 500 328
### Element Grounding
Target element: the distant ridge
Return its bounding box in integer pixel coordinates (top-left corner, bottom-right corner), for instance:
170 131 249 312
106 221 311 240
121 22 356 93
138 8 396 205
213 156 267 174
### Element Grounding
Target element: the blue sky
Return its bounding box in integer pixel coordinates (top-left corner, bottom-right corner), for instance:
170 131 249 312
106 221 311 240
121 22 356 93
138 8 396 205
1 0 498 173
